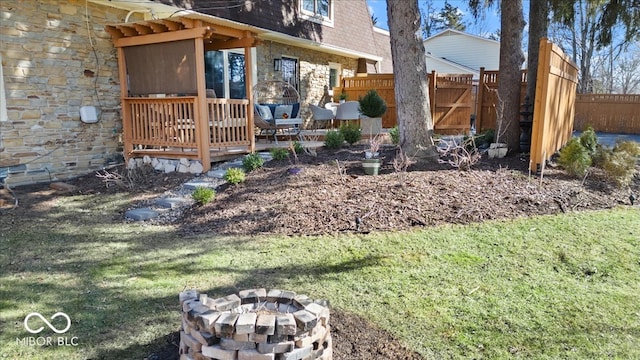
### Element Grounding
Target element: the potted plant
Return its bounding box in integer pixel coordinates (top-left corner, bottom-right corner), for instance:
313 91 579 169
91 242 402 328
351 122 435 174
338 92 349 103
362 133 383 175
358 89 386 135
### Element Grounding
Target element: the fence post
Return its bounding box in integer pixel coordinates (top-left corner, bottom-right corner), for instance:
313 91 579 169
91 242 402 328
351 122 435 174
530 38 551 173
429 70 436 120
476 67 485 132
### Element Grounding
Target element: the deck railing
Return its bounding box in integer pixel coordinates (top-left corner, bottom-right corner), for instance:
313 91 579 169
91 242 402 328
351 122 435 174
127 97 198 148
207 98 251 147
123 96 253 165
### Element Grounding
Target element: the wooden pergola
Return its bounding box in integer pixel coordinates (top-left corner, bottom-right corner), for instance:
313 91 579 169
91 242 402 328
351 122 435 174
105 16 260 171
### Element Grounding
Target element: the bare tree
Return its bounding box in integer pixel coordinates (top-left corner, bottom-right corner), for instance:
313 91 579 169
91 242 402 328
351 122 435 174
469 0 525 151
591 43 640 94
524 0 549 111
387 0 437 161
497 0 526 150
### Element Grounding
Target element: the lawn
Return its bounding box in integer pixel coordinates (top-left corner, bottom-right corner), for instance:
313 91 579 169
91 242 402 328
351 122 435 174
1 204 639 359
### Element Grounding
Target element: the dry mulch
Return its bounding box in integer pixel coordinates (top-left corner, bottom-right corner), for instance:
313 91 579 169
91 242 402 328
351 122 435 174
178 145 637 237
2 144 638 360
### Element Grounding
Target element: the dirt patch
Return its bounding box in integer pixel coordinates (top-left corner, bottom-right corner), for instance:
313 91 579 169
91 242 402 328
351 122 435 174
2 144 638 359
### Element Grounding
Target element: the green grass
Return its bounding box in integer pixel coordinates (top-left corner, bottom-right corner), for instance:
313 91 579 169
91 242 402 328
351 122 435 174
1 197 639 359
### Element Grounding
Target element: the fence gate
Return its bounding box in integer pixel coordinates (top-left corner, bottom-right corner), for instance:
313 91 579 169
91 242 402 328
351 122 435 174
429 73 473 134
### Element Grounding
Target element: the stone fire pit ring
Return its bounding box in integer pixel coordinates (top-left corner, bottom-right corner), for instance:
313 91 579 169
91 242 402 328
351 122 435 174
179 288 332 360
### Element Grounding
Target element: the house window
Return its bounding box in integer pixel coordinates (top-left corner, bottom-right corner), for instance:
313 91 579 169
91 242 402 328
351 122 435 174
328 62 341 95
204 50 246 99
281 57 299 92
301 0 332 21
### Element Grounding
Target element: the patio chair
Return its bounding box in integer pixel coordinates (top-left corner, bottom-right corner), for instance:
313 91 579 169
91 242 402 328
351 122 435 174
252 80 303 142
334 101 360 128
309 104 334 129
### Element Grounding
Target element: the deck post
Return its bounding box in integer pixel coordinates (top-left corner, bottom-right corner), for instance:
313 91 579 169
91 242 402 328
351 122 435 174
244 36 255 154
194 37 211 172
117 47 133 162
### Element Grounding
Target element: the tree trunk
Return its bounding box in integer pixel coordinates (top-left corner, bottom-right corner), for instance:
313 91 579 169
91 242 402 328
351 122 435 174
386 0 436 160
497 0 525 151
525 0 549 108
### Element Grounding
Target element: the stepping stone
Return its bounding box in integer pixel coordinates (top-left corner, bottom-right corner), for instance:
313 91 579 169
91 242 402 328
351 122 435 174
155 197 190 209
125 208 158 221
207 169 227 179
257 152 273 161
183 180 216 190
220 160 244 170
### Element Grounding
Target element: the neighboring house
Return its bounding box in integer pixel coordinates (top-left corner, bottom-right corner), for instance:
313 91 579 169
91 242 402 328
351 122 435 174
423 28 500 80
0 0 391 186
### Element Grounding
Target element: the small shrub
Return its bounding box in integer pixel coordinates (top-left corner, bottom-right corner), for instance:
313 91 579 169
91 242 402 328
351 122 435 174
389 126 400 145
579 126 598 156
192 186 215 205
596 141 640 187
558 137 592 177
358 89 387 118
614 140 640 157
324 130 344 149
339 124 362 145
242 153 264 172
224 168 246 185
292 141 304 154
475 129 495 148
270 148 289 161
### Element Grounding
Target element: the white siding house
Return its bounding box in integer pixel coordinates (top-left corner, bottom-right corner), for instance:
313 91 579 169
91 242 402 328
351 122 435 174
423 29 500 80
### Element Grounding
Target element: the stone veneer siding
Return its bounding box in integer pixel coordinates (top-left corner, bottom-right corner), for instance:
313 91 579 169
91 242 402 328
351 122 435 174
255 41 357 126
0 0 127 186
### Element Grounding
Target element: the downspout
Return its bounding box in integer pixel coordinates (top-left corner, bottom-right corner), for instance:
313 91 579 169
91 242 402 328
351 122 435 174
125 9 155 23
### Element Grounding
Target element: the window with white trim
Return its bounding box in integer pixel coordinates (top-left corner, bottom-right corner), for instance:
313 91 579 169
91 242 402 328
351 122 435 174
328 62 341 95
301 0 332 21
204 49 247 99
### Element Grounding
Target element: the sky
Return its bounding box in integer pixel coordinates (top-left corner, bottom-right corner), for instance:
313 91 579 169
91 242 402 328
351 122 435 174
366 0 518 38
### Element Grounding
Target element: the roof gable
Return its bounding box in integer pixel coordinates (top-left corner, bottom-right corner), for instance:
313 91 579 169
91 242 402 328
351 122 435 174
424 28 499 46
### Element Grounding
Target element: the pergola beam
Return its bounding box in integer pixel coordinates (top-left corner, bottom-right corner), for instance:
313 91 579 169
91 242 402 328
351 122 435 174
205 37 259 51
113 26 210 47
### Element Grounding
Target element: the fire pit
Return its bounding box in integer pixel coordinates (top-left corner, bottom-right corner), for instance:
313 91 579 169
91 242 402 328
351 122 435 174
179 288 332 360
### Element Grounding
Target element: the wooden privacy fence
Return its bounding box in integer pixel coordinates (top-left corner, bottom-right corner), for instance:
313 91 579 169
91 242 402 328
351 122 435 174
530 38 579 172
334 74 396 128
574 94 640 134
475 69 528 132
334 72 473 133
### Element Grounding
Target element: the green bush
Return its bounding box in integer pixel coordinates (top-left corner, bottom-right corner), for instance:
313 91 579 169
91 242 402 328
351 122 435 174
292 141 304 155
270 148 289 161
614 140 640 157
389 126 400 145
558 137 592 177
224 168 246 185
358 89 387 118
596 141 640 187
475 129 495 148
192 186 215 205
324 130 344 149
579 126 598 156
242 153 264 172
339 124 362 145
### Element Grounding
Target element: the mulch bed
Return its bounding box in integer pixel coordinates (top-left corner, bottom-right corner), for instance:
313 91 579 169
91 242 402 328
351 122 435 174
178 145 637 237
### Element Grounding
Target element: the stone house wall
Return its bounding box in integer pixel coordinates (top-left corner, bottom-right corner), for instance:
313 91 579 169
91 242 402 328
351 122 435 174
1 0 127 186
